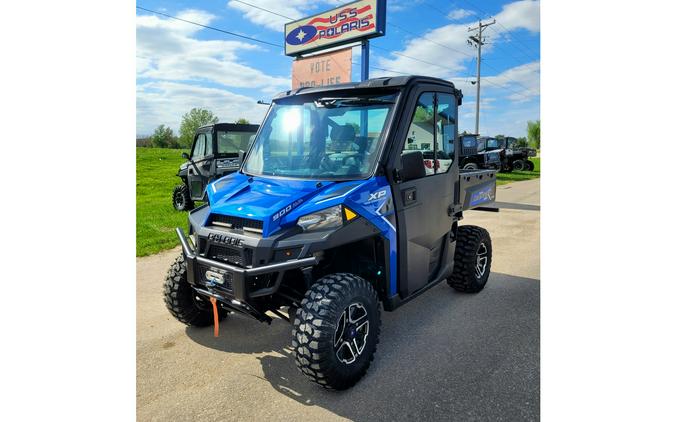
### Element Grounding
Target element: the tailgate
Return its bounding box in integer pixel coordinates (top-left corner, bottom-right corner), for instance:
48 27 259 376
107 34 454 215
459 169 497 210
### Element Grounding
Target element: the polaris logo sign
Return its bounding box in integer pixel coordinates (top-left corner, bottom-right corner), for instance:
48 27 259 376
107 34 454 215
469 186 496 207
284 0 386 57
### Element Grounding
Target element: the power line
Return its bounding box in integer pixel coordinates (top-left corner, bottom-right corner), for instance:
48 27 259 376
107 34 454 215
135 6 283 48
387 22 473 58
229 0 295 20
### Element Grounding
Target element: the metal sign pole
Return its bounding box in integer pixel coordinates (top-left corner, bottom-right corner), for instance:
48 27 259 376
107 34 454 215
360 40 370 139
361 39 370 81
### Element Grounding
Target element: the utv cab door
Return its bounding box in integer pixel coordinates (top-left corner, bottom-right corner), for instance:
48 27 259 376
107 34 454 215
187 131 214 201
389 88 460 298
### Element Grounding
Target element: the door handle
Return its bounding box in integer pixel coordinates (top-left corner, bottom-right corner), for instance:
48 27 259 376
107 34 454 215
403 187 417 206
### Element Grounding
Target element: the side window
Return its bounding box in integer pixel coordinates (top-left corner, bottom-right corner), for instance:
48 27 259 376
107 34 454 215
402 92 456 176
192 134 206 159
435 93 456 174
204 132 213 156
403 93 435 176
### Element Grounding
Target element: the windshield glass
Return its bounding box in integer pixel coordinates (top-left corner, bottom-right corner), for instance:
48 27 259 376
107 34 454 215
486 138 501 149
242 94 398 180
462 136 477 148
217 130 257 155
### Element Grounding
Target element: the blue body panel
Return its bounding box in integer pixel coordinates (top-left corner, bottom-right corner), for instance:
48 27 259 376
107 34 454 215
206 173 398 297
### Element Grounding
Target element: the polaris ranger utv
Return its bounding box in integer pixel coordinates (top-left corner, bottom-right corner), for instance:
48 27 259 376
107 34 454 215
172 123 259 211
458 134 502 170
164 76 497 390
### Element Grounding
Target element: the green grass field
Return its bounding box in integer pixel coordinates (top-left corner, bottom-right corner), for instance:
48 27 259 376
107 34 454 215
136 148 192 256
496 157 540 185
136 148 540 256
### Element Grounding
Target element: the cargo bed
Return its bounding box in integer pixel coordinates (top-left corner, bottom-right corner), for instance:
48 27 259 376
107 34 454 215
458 169 497 210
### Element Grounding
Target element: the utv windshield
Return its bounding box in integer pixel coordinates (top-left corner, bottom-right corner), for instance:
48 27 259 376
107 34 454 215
242 93 398 180
486 138 501 149
217 130 257 155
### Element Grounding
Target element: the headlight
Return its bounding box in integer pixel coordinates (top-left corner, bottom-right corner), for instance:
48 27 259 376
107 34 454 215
297 205 343 232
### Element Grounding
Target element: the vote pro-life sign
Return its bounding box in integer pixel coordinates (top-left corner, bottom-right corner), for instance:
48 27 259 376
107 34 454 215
284 0 386 57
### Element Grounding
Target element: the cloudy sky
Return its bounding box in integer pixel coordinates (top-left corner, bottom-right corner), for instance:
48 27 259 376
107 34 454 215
136 0 540 137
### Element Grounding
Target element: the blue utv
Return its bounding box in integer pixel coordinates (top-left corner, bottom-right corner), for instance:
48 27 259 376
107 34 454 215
164 76 497 390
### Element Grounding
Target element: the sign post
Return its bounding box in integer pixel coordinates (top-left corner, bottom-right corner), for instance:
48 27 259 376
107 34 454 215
361 40 369 81
284 0 385 85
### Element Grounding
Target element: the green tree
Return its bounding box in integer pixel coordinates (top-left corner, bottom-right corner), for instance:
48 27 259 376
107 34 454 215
150 125 175 148
527 120 541 149
235 118 250 124
179 108 219 148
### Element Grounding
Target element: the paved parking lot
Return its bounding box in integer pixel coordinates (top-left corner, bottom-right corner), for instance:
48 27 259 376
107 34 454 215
137 179 540 421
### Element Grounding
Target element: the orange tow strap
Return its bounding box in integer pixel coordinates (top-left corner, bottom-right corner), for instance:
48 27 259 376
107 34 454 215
210 297 219 337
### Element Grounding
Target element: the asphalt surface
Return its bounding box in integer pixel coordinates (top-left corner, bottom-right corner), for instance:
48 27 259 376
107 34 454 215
137 178 540 421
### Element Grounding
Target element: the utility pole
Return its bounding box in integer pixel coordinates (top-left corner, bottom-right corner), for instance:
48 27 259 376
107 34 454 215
468 19 495 135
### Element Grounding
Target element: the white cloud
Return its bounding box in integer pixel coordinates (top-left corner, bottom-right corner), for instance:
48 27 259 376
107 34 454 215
136 82 269 135
372 0 540 80
136 10 289 90
225 0 306 32
484 61 540 102
447 9 475 20
493 0 540 33
136 9 294 135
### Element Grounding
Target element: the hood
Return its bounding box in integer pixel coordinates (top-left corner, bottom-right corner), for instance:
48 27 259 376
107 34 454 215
206 172 365 237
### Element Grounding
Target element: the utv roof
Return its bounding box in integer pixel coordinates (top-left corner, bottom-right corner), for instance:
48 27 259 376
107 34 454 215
273 75 461 100
197 123 260 131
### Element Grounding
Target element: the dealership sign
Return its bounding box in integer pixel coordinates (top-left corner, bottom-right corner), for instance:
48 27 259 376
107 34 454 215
284 0 386 57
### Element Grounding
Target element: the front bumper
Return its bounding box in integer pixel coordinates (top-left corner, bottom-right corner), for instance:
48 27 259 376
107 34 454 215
176 228 317 302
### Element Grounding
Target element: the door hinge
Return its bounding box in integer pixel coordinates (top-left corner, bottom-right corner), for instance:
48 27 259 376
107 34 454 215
448 204 462 216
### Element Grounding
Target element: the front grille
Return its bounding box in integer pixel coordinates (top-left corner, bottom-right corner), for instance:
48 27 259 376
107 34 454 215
208 245 245 266
210 214 263 232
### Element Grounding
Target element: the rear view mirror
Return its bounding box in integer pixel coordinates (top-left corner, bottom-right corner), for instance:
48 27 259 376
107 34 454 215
399 151 426 182
181 152 189 160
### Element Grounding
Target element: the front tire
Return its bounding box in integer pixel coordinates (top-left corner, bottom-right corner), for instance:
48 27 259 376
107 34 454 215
172 184 194 211
512 159 526 171
448 226 492 293
463 162 479 170
163 255 225 327
292 273 381 390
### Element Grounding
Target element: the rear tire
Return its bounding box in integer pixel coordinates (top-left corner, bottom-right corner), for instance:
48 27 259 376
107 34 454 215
448 226 492 293
512 160 526 171
163 255 225 327
463 162 479 170
525 160 535 171
292 273 381 390
172 184 194 211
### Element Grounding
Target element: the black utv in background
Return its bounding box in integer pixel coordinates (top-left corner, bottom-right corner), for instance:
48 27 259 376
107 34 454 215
458 134 502 170
173 123 259 211
486 136 536 172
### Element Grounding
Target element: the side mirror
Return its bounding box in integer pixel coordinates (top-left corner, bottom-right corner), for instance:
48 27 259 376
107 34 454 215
238 150 247 165
181 152 189 160
399 151 426 182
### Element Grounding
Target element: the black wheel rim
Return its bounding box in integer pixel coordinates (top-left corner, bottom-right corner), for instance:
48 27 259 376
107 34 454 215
334 302 369 365
175 190 186 208
475 242 489 278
